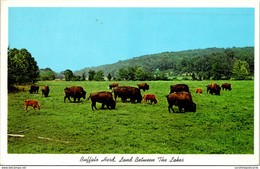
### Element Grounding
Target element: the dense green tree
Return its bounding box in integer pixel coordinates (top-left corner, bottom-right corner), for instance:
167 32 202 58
118 68 128 80
40 69 56 81
88 70 95 81
211 62 223 80
81 71 86 81
8 48 40 85
107 73 112 81
197 72 203 81
64 69 73 81
154 68 161 79
135 67 147 81
72 75 81 81
94 70 104 81
127 67 138 81
159 71 168 80
232 60 250 80
191 72 197 80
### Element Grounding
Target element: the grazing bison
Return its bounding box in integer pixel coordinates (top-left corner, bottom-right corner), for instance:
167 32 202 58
143 94 157 104
137 83 149 91
170 84 189 93
196 88 203 94
113 86 142 103
41 85 50 97
29 85 39 94
221 83 232 91
166 92 196 113
24 100 40 112
88 91 116 110
64 86 86 102
109 83 118 90
206 83 221 95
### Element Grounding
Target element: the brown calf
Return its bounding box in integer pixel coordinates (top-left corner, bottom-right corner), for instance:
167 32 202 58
24 100 40 112
143 94 157 104
195 88 203 94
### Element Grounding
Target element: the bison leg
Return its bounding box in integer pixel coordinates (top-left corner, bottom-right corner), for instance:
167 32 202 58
121 98 126 103
106 103 111 109
65 95 72 102
101 103 105 109
91 102 97 110
178 106 182 113
168 104 174 113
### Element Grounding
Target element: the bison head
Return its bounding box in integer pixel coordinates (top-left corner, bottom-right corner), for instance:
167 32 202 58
146 84 150 90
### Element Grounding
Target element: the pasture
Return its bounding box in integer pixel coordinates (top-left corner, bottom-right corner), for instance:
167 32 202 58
8 80 254 154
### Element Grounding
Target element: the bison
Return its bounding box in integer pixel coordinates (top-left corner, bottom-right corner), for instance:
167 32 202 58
143 94 157 104
221 83 232 91
137 83 149 91
88 91 116 110
166 92 196 113
170 84 189 93
24 100 40 112
109 83 118 90
196 88 203 94
206 83 221 95
41 85 50 97
29 85 39 94
113 86 142 103
64 86 86 102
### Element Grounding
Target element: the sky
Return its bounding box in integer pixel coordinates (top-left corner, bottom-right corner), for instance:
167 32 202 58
8 7 255 73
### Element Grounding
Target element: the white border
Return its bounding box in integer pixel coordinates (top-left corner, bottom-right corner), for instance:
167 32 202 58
1 0 259 166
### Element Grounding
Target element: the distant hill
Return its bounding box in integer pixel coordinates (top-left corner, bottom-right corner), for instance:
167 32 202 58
74 47 254 78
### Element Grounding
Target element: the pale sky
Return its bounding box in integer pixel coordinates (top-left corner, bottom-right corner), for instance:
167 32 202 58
9 7 255 72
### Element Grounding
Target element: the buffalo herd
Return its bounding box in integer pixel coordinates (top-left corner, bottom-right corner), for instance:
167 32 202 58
24 82 232 113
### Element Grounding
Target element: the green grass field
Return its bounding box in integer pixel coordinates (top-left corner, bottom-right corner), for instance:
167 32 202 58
8 80 254 154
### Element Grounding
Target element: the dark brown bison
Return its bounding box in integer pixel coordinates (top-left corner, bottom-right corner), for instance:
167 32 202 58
113 86 142 103
109 83 118 90
88 91 116 110
195 88 203 94
24 100 40 112
29 85 39 94
166 92 196 113
206 83 221 95
137 83 149 91
41 85 50 97
64 86 86 102
170 84 189 93
221 83 232 91
143 94 157 104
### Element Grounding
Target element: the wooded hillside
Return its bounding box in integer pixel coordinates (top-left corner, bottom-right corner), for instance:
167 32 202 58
74 47 254 80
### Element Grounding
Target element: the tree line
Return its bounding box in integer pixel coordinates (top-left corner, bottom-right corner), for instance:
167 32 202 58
8 47 254 87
